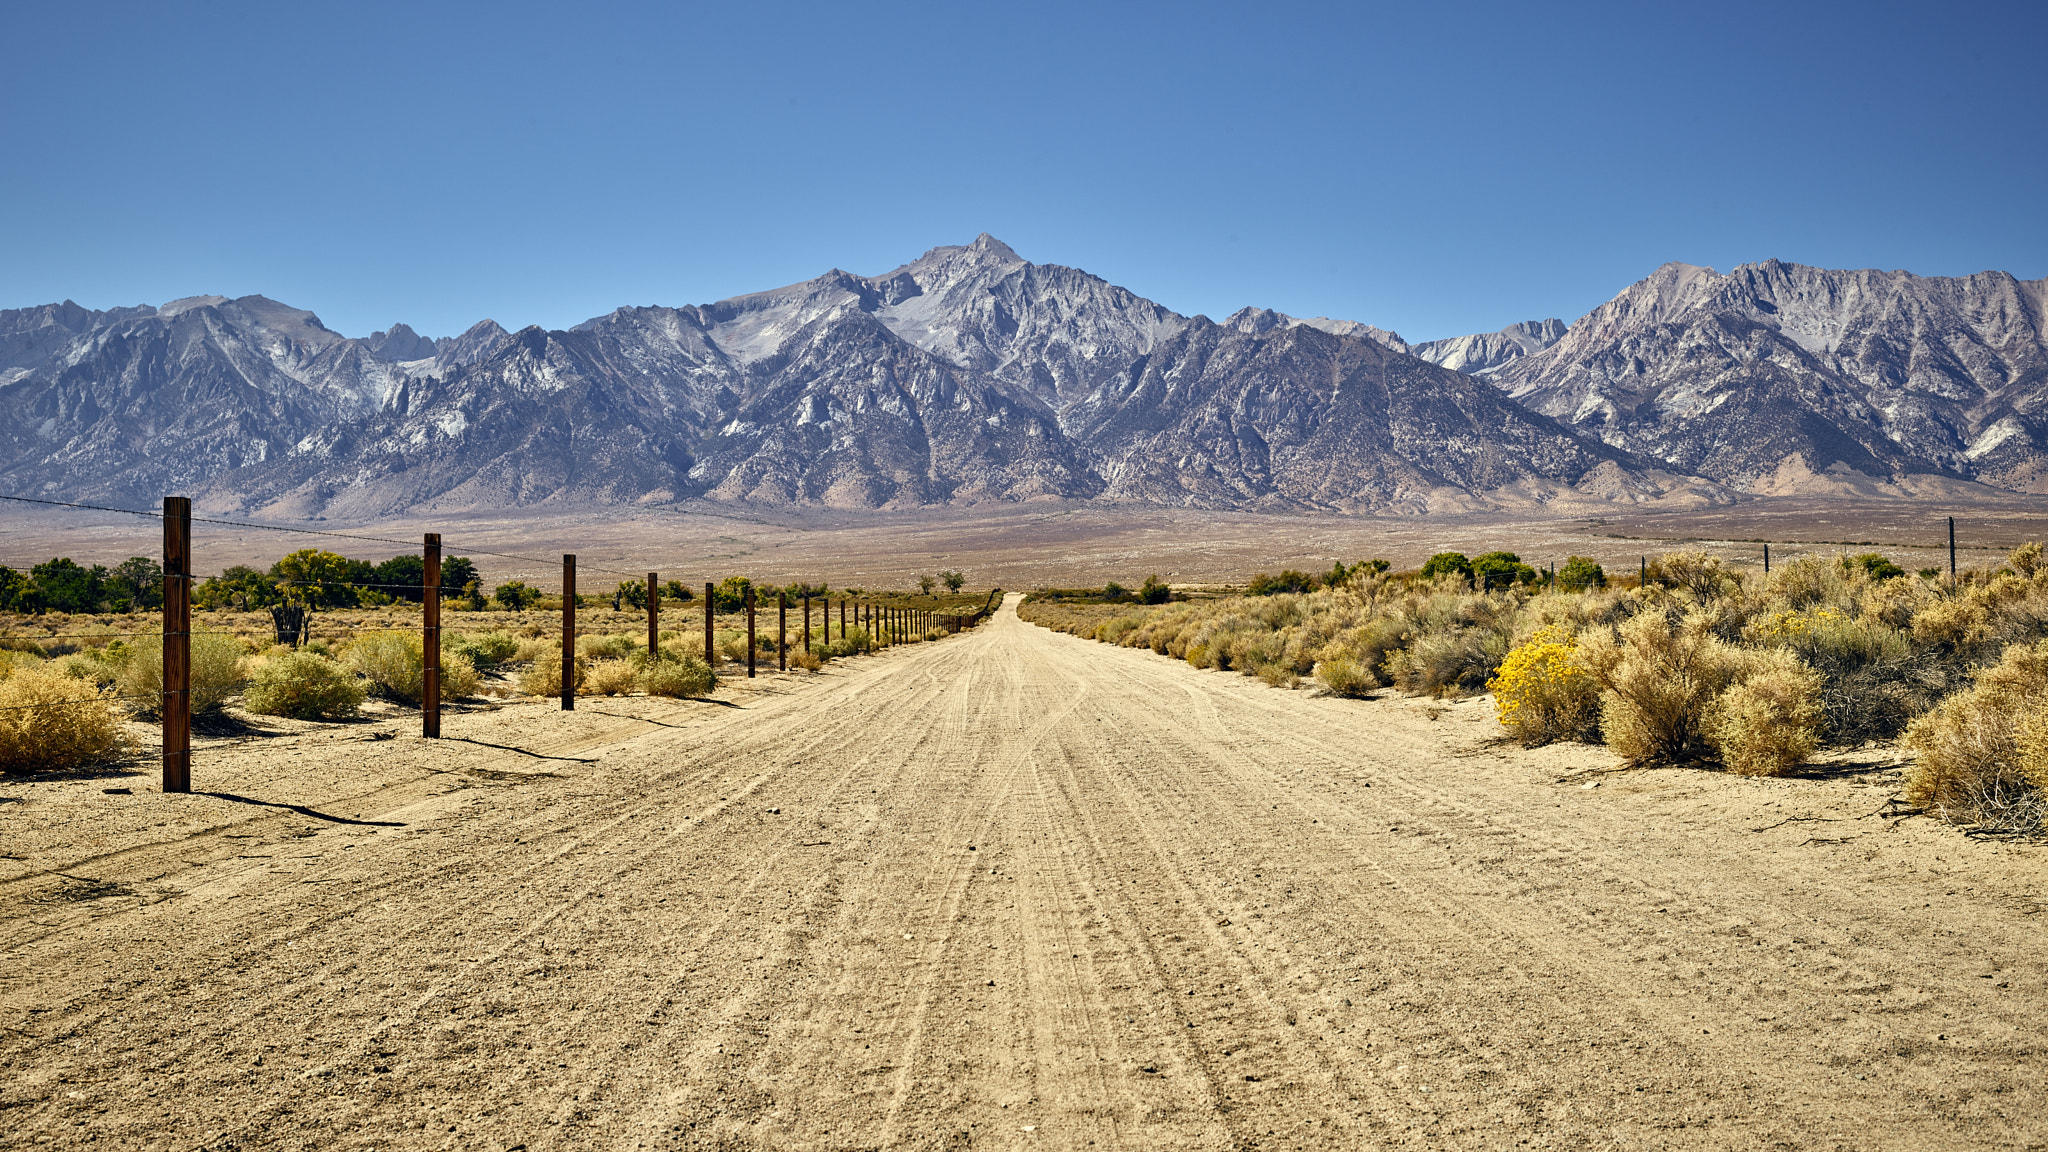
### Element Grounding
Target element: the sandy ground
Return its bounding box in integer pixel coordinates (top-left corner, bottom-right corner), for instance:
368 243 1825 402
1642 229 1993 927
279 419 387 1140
2 596 2045 1150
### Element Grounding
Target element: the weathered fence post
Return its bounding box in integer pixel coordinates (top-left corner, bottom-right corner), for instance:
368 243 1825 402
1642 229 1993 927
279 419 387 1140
1763 543 1770 574
705 581 715 666
1639 556 1646 589
648 571 659 659
803 594 811 652
778 592 787 671
746 585 756 678
424 533 441 738
561 555 577 711
162 496 191 794
839 597 846 641
1949 516 1957 583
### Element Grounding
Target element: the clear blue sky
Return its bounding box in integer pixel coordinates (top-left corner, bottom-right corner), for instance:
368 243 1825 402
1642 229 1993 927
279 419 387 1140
4 1 2042 343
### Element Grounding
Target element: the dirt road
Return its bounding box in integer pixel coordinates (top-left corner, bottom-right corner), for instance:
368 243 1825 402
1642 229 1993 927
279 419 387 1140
3 596 2044 1150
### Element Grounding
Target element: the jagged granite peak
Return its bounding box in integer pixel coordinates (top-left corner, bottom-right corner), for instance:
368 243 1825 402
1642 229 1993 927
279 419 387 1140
1221 307 1410 353
364 322 438 362
433 319 512 368
1495 260 2048 493
1410 319 1568 376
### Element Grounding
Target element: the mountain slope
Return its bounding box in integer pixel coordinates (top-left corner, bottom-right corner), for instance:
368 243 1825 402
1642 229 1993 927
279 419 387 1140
1494 261 2048 492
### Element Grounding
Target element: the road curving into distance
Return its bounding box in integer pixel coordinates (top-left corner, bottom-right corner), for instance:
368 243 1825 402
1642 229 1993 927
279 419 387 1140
2 594 2042 1149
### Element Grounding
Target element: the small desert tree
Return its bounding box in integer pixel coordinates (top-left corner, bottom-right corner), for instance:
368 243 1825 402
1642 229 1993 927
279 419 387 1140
940 569 966 593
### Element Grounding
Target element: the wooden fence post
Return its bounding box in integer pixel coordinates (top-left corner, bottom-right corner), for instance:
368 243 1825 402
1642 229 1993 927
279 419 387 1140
746 586 757 678
561 555 576 711
839 596 845 641
423 533 441 738
648 572 659 659
162 496 191 794
705 581 715 666
1763 543 1770 574
1949 516 1957 583
803 594 811 652
778 592 787 671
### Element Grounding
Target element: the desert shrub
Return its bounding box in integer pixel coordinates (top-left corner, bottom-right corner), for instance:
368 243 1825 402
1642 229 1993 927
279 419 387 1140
512 636 552 664
1578 612 1748 764
578 633 640 661
244 651 365 720
1647 550 1742 601
715 631 752 662
822 628 871 658
1489 627 1601 746
117 631 245 715
1766 611 1942 741
789 647 823 672
1246 570 1318 595
343 631 481 704
638 653 717 697
1385 626 1509 697
1903 638 2048 831
1704 651 1824 776
0 663 131 771
1313 655 1377 698
584 658 640 696
449 631 520 669
518 643 586 697
1847 552 1905 581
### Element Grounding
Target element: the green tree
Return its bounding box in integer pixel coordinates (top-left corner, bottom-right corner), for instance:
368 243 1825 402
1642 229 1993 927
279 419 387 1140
663 579 694 603
1472 551 1538 589
272 549 356 608
1420 552 1473 582
1138 574 1172 604
493 581 539 611
106 556 163 610
1557 556 1606 590
197 565 280 610
917 573 936 595
615 580 647 610
713 576 753 613
0 567 31 611
939 569 965 592
440 557 478 597
30 558 105 613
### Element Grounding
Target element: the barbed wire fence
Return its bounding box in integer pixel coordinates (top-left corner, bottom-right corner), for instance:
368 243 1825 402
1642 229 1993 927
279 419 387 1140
0 493 996 793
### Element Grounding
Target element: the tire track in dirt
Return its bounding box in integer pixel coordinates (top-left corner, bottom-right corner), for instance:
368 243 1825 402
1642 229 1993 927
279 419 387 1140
3 596 2044 1150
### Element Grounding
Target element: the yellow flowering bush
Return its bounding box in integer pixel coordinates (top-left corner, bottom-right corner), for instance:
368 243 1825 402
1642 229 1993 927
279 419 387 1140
1488 626 1600 746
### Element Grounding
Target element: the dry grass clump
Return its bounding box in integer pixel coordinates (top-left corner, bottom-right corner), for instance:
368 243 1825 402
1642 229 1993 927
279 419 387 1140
244 651 365 720
0 662 131 771
789 647 824 672
117 632 245 716
343 631 481 704
1903 638 2048 832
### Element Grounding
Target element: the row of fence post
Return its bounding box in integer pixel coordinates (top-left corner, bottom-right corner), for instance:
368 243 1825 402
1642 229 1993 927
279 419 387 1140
155 492 984 791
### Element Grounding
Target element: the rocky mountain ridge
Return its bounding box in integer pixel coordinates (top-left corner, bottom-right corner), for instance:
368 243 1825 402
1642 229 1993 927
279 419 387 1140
2 240 2039 516
1491 260 2048 493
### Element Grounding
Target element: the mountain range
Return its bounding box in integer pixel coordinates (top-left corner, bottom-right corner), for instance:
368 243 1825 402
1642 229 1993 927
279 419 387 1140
2 236 2041 518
